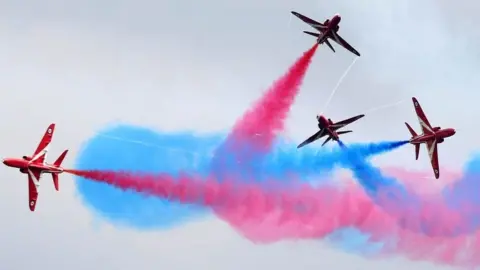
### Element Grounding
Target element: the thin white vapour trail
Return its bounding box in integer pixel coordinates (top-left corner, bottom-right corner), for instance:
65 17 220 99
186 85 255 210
320 57 358 115
363 99 408 114
96 134 209 157
288 13 292 28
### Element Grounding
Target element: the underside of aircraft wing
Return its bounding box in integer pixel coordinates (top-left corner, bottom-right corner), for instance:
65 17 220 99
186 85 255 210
426 140 440 179
297 129 326 148
331 114 365 129
412 97 434 135
329 32 361 56
291 11 327 32
27 169 42 211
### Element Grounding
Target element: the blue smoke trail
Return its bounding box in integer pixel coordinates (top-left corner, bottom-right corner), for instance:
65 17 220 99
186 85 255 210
338 140 480 238
210 138 408 184
76 125 220 229
76 124 407 230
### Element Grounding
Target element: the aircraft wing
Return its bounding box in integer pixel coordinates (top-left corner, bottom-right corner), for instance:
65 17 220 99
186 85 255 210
31 123 55 164
412 97 434 135
331 114 365 129
297 129 327 148
27 169 42 211
291 11 327 32
425 140 440 179
329 32 361 57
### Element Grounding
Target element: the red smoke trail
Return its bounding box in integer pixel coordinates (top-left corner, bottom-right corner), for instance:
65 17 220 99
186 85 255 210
217 44 318 155
68 168 480 267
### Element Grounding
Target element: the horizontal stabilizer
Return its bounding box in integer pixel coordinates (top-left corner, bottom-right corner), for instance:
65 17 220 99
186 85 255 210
325 39 335 52
303 31 320 37
52 174 59 191
415 144 420 160
321 136 332 146
336 130 352 135
405 122 417 137
52 150 68 191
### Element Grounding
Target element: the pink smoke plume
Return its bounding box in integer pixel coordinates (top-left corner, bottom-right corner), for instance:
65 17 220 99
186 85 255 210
216 43 318 155
67 168 480 268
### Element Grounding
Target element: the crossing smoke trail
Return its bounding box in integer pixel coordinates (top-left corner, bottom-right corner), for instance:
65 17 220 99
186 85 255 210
339 141 480 236
223 140 409 182
69 38 477 266
74 125 480 267
331 141 480 267
74 124 410 233
68 165 480 268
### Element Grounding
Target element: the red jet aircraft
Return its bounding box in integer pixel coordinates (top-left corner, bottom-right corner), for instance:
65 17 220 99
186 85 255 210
297 114 365 148
291 11 360 57
2 123 68 211
405 97 455 179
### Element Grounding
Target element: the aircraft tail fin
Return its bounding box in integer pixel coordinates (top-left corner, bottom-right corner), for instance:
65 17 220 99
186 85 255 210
405 122 417 137
53 150 68 167
325 39 335 53
52 150 68 191
405 123 420 160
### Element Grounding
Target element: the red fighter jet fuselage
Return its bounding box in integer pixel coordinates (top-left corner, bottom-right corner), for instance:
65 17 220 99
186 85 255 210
2 123 68 211
405 97 455 179
408 128 455 144
317 115 340 140
297 113 365 148
3 156 64 174
291 11 360 57
317 14 341 43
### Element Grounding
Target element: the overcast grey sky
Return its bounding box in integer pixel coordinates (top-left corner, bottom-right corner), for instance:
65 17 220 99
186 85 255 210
0 0 478 269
